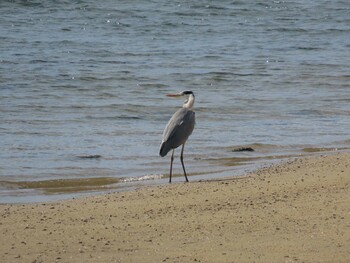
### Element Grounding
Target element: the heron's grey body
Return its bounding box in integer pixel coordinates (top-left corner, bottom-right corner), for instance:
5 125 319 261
159 91 195 183
159 108 195 157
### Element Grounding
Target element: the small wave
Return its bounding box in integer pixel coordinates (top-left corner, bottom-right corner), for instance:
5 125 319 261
137 83 168 88
302 147 346 153
121 174 163 183
296 46 323 51
116 115 142 120
77 155 102 159
85 115 142 120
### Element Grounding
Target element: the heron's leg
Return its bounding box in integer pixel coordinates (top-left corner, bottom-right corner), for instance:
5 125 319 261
169 149 174 183
180 144 189 182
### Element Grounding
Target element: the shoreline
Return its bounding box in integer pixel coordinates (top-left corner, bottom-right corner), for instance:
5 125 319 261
1 152 349 262
1 145 349 204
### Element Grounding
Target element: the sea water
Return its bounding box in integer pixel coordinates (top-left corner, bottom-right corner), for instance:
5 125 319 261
0 0 349 202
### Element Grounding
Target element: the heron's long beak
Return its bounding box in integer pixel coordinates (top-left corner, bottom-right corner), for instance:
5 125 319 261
166 93 182 97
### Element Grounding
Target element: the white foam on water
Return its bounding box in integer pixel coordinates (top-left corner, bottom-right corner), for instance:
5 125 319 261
121 174 164 183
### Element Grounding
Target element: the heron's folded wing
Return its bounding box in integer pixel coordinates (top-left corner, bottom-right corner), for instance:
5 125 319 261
162 108 195 143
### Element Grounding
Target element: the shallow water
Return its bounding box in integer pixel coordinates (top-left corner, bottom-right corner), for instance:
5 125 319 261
1 0 349 203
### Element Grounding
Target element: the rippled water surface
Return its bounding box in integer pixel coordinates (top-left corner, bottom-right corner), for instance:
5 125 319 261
1 0 349 202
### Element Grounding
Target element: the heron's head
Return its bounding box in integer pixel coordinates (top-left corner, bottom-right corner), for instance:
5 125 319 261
166 90 195 109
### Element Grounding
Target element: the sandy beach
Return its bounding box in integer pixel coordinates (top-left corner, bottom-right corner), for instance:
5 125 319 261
1 152 349 263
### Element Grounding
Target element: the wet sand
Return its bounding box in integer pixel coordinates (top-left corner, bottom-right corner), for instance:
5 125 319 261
1 152 349 263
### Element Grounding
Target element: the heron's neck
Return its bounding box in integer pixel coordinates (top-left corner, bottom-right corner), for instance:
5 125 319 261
183 94 195 109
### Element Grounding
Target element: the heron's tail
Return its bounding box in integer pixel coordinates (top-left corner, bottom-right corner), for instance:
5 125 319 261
159 141 171 157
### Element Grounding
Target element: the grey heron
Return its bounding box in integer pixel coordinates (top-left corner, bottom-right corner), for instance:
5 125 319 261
159 90 195 183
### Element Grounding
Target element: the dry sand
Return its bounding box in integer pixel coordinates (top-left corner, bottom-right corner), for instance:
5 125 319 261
1 152 349 263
